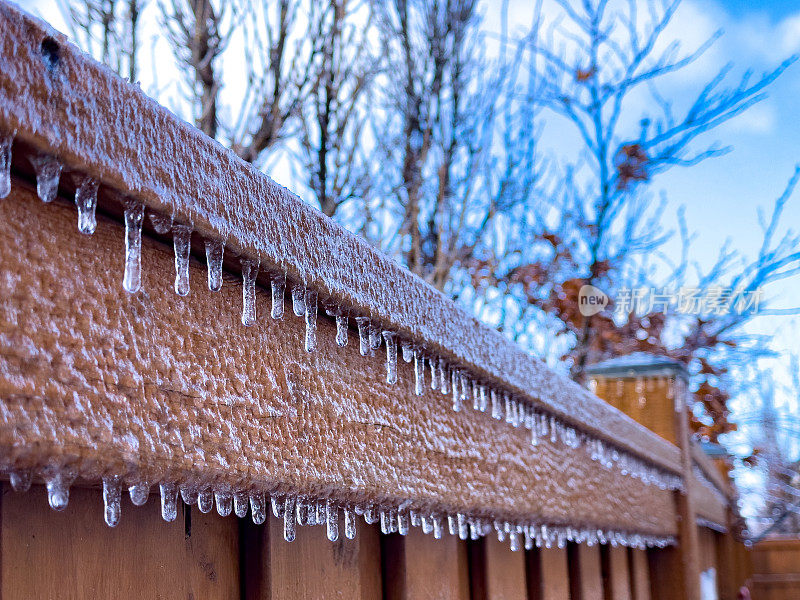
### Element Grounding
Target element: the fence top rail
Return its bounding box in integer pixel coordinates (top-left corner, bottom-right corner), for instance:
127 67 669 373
0 1 680 476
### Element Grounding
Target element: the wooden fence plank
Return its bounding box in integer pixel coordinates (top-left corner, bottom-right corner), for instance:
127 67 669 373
539 548 570 600
256 511 381 600
382 529 469 600
0 483 239 599
629 549 651 600
482 536 528 600
606 546 632 600
568 543 604 600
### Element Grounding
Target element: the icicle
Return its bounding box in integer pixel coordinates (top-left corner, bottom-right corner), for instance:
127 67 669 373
150 211 172 234
296 498 308 526
160 482 178 522
433 515 443 539
75 176 99 235
364 505 379 524
457 513 468 540
398 511 410 536
421 515 433 535
9 470 31 492
284 497 297 542
369 326 381 352
234 492 249 518
241 258 259 326
291 285 305 316
271 276 285 319
344 507 357 539
355 317 370 356
335 314 348 346
30 154 62 203
452 370 461 411
304 290 317 352
588 378 598 393
401 341 413 363
510 531 520 552
325 500 339 541
439 359 449 394
479 385 488 412
504 394 514 425
46 471 72 512
122 200 145 293
103 477 122 527
472 381 480 411
250 492 267 524
129 482 150 506
410 510 421 527
180 486 198 505
413 349 424 395
271 495 285 518
448 515 457 536
317 500 327 525
383 332 397 384
172 224 192 296
380 510 391 534
215 490 233 517
205 239 224 292
0 132 12 199
197 489 213 513
491 389 502 419
429 358 438 391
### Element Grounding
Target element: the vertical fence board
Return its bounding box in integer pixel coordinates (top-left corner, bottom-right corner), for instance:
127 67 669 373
539 548 570 600
381 529 469 600
606 546 632 600
0 484 239 599
260 513 381 600
482 536 527 600
569 543 604 600
629 549 651 600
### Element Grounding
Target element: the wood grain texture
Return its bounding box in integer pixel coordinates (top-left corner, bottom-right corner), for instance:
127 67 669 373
0 483 239 599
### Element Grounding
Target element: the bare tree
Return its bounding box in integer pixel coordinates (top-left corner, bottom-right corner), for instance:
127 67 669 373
59 0 145 81
371 0 539 292
228 0 327 164
465 0 798 442
296 0 377 219
161 0 232 138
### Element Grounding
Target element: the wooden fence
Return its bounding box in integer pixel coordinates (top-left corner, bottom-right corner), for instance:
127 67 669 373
0 2 754 598
752 537 800 600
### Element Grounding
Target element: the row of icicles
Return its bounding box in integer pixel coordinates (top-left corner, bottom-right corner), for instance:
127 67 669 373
0 136 679 549
5 469 674 550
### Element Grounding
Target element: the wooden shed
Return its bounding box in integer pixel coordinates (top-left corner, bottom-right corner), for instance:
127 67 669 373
0 3 751 598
